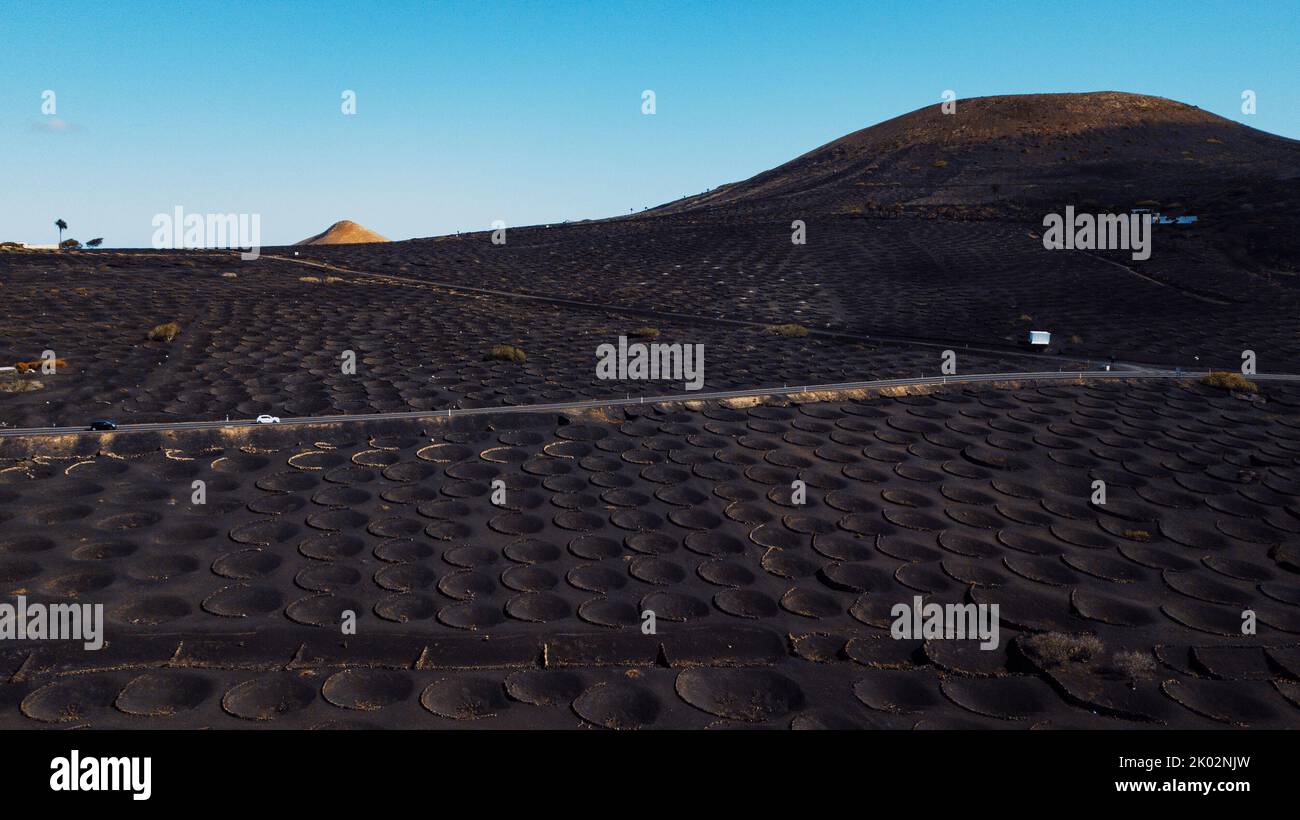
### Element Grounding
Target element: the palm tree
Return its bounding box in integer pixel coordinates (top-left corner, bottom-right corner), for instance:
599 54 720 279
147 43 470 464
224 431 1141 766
55 219 67 246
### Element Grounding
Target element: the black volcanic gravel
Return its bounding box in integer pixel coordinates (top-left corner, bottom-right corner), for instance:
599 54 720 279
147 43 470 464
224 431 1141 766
1 380 1298 728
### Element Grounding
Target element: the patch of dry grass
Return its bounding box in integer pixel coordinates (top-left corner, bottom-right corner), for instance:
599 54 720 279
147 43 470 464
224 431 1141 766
147 322 182 342
298 276 322 283
0 378 43 393
1113 650 1158 679
720 396 764 410
789 387 874 404
877 384 936 398
771 323 809 338
631 326 660 339
1200 371 1257 392
569 406 622 424
14 358 67 374
486 344 526 364
1024 632 1104 666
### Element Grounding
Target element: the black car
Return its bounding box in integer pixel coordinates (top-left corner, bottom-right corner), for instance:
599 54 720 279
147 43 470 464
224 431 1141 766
88 419 118 431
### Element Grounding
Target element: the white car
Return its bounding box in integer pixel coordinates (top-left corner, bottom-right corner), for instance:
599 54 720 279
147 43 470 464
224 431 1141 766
255 414 281 424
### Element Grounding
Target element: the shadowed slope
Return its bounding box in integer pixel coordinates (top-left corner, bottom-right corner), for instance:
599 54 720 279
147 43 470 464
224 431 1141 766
653 92 1300 220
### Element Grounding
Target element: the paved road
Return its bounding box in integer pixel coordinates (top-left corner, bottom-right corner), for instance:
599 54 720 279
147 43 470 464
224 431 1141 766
2 369 1293 440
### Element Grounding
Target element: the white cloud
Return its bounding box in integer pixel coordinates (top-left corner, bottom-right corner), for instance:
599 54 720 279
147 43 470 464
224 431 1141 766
32 118 80 132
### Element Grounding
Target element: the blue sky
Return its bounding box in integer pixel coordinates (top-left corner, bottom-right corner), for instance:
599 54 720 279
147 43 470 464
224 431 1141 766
2 0 1296 247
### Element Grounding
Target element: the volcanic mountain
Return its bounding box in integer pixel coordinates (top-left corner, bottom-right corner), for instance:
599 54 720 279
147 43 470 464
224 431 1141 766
654 92 1300 221
296 220 389 245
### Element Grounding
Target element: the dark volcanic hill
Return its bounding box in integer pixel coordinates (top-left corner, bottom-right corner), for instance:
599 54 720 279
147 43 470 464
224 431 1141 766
656 92 1300 219
648 92 1300 274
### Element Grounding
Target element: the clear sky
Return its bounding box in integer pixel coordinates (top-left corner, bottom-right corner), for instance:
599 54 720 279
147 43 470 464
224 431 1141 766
2 0 1296 247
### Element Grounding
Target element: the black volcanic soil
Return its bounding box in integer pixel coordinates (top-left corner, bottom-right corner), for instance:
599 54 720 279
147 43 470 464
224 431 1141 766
258 96 1300 370
1 381 1299 728
290 212 1300 368
1 92 1298 730
0 248 1058 429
